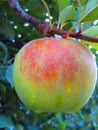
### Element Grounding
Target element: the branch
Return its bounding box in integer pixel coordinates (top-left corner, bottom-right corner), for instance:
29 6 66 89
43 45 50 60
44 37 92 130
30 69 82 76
8 0 98 43
53 29 98 42
7 0 51 36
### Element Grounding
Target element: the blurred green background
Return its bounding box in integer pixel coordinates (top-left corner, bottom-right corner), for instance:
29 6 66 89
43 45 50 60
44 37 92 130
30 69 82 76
0 0 98 130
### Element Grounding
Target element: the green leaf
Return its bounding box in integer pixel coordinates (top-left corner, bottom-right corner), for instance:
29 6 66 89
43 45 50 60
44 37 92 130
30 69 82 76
0 82 6 95
57 0 68 11
83 21 94 30
0 115 14 129
6 65 14 88
0 41 8 62
0 21 15 40
83 26 98 37
58 5 75 26
0 66 7 81
78 0 98 22
15 124 24 130
82 40 98 50
82 26 98 50
79 0 89 7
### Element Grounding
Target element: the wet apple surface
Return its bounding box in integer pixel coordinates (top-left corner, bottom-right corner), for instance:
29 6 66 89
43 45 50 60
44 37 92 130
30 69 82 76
13 37 97 113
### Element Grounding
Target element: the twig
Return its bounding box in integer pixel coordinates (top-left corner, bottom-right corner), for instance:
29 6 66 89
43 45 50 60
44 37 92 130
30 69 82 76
8 0 98 43
53 28 98 42
8 0 52 36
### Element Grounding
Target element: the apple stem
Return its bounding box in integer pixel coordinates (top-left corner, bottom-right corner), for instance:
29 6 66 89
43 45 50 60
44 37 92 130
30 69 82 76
8 0 98 43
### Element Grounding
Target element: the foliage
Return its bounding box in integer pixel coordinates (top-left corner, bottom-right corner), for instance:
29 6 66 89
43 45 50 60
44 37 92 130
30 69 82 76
0 0 98 129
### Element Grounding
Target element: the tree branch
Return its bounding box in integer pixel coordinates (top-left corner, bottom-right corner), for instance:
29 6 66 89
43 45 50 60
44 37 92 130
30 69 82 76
8 0 98 43
8 0 51 36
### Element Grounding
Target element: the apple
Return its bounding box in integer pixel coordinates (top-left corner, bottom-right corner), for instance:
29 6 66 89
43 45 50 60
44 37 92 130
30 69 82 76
13 37 97 113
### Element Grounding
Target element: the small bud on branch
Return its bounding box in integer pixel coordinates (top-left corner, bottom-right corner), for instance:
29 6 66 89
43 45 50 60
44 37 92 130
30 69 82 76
8 0 98 43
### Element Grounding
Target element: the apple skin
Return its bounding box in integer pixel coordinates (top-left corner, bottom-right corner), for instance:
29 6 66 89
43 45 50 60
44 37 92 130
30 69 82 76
13 37 97 113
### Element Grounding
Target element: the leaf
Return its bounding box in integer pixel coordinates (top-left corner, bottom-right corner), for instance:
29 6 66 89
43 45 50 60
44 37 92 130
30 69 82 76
78 0 98 22
0 115 14 129
0 66 7 81
83 26 98 37
82 26 98 50
24 0 45 18
6 65 14 88
0 82 6 95
0 41 8 62
58 5 75 26
57 0 68 11
79 0 89 7
82 40 98 50
15 124 24 130
0 21 15 40
83 21 93 30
